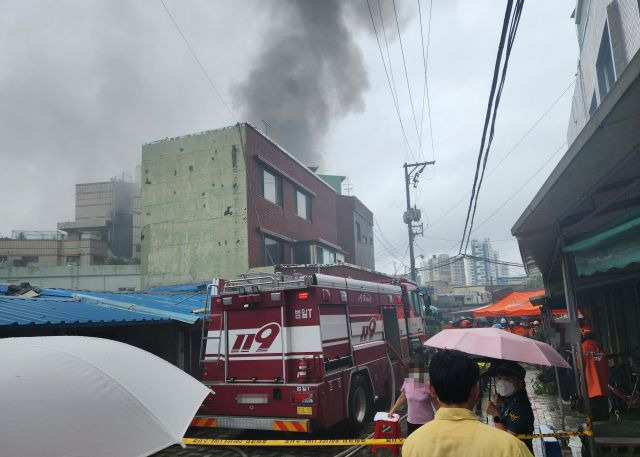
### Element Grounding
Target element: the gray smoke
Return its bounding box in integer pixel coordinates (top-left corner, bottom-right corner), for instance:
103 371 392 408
234 0 399 166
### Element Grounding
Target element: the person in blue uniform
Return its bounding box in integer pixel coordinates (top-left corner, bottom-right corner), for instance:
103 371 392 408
485 361 535 453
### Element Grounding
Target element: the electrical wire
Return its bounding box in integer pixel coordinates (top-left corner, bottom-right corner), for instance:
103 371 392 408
469 141 566 234
366 0 416 161
160 0 236 120
417 0 435 161
458 0 519 254
463 0 525 254
428 79 574 228
392 0 425 160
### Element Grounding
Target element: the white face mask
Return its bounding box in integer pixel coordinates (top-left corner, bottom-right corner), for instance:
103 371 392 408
495 379 516 397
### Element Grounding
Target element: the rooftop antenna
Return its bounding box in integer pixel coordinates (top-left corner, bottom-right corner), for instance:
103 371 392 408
261 119 271 137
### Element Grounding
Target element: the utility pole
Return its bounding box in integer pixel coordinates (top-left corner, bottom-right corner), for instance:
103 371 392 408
403 161 435 282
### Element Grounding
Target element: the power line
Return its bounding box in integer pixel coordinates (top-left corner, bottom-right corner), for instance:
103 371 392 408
392 0 425 160
427 79 574 229
421 140 565 257
365 0 416 161
469 142 566 234
463 0 525 254
416 253 524 272
160 0 236 120
417 0 435 161
459 0 524 254
373 215 409 267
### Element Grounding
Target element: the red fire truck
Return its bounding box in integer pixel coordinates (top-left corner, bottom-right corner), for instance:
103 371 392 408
193 272 430 433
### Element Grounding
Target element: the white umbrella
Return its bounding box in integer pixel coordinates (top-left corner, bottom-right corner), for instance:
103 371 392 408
0 336 210 457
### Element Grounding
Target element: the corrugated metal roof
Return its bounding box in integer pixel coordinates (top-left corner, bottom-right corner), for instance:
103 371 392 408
145 283 208 293
73 291 205 324
0 296 168 327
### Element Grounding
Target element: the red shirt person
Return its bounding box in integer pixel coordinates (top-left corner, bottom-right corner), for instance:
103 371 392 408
581 326 610 421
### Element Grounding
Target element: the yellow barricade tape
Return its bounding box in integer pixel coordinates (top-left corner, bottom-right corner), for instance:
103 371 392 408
182 438 405 447
184 430 592 447
516 430 593 440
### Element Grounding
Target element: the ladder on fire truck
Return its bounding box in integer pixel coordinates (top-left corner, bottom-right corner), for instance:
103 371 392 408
223 272 309 293
199 273 310 365
200 281 223 365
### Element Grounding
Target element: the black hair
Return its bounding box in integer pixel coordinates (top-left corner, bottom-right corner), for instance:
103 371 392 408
408 353 428 371
429 349 480 404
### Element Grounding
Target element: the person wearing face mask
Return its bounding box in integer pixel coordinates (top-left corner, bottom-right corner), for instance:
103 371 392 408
388 354 437 436
403 350 532 457
485 361 535 453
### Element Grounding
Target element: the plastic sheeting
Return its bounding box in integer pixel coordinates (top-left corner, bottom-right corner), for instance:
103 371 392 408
0 336 210 457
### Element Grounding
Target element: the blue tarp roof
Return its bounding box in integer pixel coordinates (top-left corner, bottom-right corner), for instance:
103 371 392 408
0 296 169 327
0 284 206 327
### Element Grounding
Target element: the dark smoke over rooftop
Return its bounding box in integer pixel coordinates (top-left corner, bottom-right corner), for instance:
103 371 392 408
234 0 400 166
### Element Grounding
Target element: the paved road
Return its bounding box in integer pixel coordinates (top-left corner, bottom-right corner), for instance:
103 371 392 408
156 369 582 457
154 410 401 457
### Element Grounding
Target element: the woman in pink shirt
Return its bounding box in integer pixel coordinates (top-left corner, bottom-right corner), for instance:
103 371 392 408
388 355 438 436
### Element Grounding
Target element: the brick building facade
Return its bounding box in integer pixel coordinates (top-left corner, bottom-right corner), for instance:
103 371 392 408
141 123 374 287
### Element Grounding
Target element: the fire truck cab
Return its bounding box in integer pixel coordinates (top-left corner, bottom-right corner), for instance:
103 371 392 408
195 272 429 432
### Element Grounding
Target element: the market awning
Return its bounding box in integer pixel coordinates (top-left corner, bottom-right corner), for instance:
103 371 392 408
473 290 545 317
511 50 640 287
563 214 640 276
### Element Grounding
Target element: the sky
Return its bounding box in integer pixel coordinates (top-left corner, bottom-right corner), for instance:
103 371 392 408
0 0 579 275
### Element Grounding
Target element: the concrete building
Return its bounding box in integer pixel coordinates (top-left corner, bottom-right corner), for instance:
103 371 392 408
450 256 472 286
421 254 470 287
0 230 107 267
567 0 640 144
0 264 141 291
469 238 500 285
336 195 375 269
141 123 374 287
58 178 140 260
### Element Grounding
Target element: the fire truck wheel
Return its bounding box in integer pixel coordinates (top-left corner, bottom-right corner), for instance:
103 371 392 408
347 375 373 432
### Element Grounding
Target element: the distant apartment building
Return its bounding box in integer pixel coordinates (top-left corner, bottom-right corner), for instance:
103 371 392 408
1 177 140 268
469 238 501 285
422 254 470 287
450 256 472 286
140 123 375 287
567 0 640 144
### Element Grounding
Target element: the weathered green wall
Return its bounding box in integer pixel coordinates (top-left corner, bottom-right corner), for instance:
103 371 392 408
141 125 248 287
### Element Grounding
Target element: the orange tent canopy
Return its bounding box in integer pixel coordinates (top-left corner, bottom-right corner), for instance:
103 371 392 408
472 290 545 318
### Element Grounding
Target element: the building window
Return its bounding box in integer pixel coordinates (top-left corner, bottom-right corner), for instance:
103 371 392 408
22 256 38 265
596 22 616 102
66 256 80 265
355 221 362 243
294 244 310 264
315 246 336 264
262 236 283 266
260 167 282 206
295 189 311 221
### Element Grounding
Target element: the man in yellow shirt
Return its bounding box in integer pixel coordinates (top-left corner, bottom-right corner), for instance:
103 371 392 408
403 350 533 457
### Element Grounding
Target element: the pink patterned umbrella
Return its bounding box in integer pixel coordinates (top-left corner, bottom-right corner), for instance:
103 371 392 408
424 328 571 368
